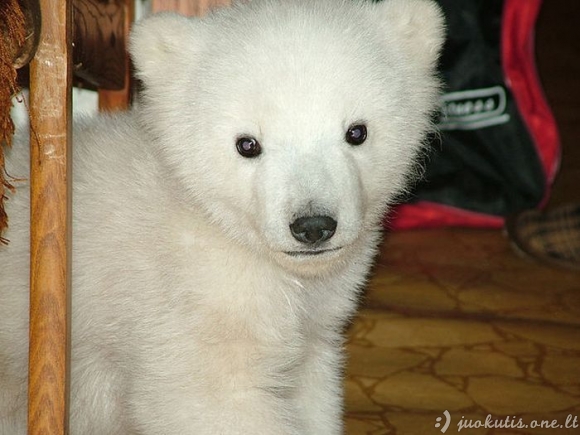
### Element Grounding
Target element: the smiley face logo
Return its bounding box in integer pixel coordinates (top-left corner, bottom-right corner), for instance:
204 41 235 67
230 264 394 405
435 410 451 433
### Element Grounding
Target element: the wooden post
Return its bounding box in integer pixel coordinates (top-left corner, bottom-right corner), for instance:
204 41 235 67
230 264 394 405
27 0 73 433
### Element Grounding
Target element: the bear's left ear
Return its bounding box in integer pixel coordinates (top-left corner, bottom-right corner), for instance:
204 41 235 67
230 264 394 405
129 13 202 88
372 0 446 71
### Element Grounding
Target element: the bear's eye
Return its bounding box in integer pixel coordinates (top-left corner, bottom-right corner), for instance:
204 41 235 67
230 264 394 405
345 124 367 146
236 136 262 158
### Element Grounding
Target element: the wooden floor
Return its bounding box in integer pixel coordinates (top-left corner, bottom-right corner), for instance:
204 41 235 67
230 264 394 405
345 230 580 434
344 2 580 434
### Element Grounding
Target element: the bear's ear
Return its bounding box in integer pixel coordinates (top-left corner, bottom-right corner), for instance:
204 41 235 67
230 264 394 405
129 13 200 86
373 0 446 71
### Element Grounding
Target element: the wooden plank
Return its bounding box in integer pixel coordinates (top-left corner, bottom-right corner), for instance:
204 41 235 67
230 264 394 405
98 0 134 112
27 0 73 433
72 0 127 90
98 85 131 112
151 0 231 16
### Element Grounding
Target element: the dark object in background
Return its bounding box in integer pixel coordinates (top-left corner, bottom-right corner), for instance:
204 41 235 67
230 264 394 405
391 0 560 229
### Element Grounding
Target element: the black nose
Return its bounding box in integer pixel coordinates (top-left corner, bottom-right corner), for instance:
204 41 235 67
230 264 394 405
289 215 337 245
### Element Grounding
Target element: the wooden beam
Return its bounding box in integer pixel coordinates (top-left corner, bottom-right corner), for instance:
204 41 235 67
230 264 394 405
151 0 231 16
27 0 73 433
97 0 134 112
73 0 128 91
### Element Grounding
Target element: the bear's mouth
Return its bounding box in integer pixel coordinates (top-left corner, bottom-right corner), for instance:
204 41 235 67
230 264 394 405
284 247 343 257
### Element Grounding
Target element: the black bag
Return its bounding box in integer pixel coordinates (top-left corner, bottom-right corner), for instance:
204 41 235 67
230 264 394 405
391 0 560 229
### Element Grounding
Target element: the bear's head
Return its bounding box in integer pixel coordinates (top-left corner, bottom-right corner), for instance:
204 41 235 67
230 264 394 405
130 0 445 274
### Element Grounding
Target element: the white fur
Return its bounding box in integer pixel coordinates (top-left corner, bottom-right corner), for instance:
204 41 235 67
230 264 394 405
0 0 444 433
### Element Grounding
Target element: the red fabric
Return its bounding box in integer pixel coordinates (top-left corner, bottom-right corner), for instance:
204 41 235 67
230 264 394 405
388 202 503 230
502 0 560 206
390 0 560 230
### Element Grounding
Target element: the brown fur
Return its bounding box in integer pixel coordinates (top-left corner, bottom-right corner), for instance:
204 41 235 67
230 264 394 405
0 0 26 243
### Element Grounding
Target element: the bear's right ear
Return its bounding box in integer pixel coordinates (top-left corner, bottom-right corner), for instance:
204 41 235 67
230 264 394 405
129 13 200 87
372 0 446 72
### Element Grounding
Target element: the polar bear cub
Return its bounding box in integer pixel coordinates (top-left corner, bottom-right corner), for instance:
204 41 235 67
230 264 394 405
0 0 444 433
